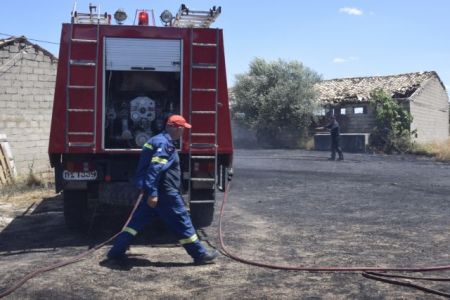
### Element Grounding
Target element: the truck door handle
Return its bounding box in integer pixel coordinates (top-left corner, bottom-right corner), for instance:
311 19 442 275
131 66 155 71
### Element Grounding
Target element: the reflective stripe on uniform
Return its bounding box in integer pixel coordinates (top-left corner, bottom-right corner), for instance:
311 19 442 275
123 227 138 236
151 156 168 164
179 234 199 245
143 143 153 150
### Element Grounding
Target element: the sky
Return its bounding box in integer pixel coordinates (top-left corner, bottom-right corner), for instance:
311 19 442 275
1 0 449 91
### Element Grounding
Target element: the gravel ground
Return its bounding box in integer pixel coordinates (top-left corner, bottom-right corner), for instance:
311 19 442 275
0 149 449 299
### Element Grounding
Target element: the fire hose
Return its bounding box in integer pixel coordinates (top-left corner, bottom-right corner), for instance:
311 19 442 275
0 193 144 298
218 182 450 298
1 182 450 298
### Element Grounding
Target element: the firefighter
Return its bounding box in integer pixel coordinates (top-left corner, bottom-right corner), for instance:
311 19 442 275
107 114 219 264
317 115 344 161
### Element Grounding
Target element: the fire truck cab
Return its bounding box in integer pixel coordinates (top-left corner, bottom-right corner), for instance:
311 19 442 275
48 4 233 229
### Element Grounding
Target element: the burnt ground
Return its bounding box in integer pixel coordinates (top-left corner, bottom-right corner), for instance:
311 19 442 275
0 149 450 299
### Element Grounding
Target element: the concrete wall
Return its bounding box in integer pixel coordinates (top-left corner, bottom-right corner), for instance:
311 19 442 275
0 41 56 177
409 78 449 143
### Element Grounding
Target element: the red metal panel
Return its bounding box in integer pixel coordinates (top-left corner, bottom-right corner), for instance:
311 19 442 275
191 135 215 144
71 43 96 60
192 29 217 44
69 89 95 110
72 25 97 40
68 111 94 132
49 25 70 154
191 90 215 111
215 30 232 154
192 68 215 89
70 65 96 86
67 146 93 153
192 46 216 65
68 134 94 143
191 114 215 134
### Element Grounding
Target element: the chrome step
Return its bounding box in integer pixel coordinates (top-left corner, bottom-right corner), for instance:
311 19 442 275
68 132 94 136
68 85 95 89
192 133 216 137
190 178 215 182
191 155 215 159
68 108 94 112
192 111 216 114
190 143 217 148
190 200 215 204
71 38 97 43
192 42 217 47
192 63 216 69
70 60 96 66
68 142 94 147
192 88 217 92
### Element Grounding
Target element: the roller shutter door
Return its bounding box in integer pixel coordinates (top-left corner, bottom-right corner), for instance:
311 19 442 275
105 38 181 72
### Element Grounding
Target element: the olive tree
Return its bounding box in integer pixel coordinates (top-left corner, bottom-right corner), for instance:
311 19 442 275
232 58 322 147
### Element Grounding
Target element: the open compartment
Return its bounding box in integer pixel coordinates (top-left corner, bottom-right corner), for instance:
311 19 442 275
102 37 182 150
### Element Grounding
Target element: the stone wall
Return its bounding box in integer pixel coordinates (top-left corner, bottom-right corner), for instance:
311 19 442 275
0 41 57 177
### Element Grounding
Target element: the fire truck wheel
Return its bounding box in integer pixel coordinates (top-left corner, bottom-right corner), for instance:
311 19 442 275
63 190 88 230
190 203 215 228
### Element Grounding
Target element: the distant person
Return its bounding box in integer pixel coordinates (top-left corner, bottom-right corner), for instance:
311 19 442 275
317 115 344 161
107 114 218 265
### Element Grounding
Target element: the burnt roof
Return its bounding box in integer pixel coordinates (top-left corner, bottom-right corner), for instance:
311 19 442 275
0 36 57 61
314 71 445 104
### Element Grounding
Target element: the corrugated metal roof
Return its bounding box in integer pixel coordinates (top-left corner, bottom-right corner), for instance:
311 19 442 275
314 71 444 104
0 36 57 61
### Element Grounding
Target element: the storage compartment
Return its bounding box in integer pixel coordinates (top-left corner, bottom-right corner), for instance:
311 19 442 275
103 38 182 149
104 70 181 149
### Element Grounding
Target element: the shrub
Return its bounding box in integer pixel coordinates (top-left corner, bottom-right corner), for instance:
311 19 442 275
369 89 415 153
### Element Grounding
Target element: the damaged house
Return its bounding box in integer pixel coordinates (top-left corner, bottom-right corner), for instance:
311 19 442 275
314 71 449 151
0 36 57 177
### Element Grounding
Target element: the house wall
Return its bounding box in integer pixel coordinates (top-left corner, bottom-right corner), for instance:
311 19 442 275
0 41 56 177
409 78 449 143
334 104 376 134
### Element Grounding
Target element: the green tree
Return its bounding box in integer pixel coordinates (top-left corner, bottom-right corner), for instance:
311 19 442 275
232 58 321 147
369 88 414 153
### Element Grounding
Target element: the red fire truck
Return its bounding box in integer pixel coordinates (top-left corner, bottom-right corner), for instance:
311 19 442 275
48 4 233 229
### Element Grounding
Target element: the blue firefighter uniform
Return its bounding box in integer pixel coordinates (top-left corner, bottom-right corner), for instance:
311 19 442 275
107 131 207 262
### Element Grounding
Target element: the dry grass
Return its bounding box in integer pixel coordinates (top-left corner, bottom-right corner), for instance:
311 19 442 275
1 188 55 206
1 173 55 206
297 136 315 150
412 139 450 162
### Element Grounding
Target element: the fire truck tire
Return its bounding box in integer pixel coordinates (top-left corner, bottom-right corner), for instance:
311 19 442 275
190 203 215 228
63 190 88 230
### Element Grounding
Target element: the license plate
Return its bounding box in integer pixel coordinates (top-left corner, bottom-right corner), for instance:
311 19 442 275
63 170 98 181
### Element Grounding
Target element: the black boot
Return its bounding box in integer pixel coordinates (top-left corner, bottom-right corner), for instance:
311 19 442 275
194 250 219 265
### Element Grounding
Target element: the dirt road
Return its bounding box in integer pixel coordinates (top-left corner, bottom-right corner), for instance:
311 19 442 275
1 150 449 299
